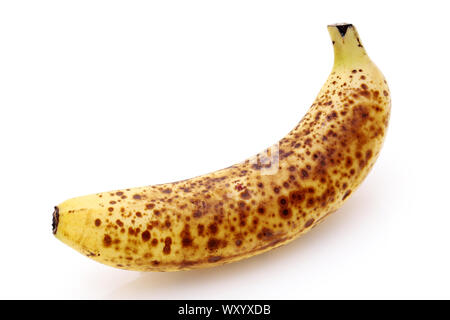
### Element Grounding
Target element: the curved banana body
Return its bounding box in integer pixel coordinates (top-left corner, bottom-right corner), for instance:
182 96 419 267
53 24 391 271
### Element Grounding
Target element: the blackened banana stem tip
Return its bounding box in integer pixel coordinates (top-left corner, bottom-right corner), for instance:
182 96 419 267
328 23 353 37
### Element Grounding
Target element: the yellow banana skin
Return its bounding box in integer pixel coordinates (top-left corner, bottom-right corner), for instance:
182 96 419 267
53 24 390 271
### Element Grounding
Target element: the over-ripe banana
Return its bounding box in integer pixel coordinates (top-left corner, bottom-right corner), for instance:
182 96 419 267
53 24 391 271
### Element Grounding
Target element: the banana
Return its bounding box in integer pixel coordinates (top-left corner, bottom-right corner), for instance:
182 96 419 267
53 23 391 271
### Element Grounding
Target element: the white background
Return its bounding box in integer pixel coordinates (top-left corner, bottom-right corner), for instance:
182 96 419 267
1 0 449 299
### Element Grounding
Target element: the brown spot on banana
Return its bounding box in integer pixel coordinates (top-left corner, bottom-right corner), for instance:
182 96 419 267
52 23 390 272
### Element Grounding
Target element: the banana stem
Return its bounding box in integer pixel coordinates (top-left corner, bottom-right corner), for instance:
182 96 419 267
328 23 370 68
